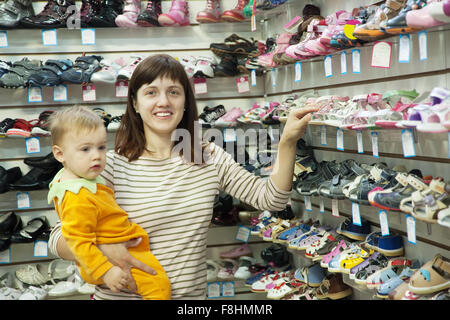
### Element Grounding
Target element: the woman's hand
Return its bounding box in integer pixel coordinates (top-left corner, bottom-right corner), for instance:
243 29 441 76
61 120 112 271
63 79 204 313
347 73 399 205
98 237 156 293
279 106 319 146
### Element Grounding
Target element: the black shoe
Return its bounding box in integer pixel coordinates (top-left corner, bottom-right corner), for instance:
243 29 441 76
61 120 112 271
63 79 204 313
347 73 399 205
214 54 239 77
20 0 76 29
9 165 62 191
88 0 123 27
198 105 226 127
0 166 23 194
0 211 22 237
11 217 49 243
0 117 16 137
137 0 161 27
23 151 59 169
79 0 102 27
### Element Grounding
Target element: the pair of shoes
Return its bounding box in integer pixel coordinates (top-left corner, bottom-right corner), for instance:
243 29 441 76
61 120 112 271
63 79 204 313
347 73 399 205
20 0 76 29
30 110 54 137
28 60 73 87
158 0 189 27
0 166 22 194
10 217 50 243
60 55 103 84
0 211 22 251
197 0 249 23
0 58 42 88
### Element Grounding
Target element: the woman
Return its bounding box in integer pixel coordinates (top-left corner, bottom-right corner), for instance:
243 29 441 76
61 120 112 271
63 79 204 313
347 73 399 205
48 54 318 300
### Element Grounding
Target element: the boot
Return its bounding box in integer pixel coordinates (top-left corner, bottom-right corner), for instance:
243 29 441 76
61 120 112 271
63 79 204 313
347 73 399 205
79 0 102 27
137 0 161 27
89 0 124 27
0 0 34 28
221 0 248 22
196 0 221 23
20 0 76 28
158 0 190 27
115 0 140 27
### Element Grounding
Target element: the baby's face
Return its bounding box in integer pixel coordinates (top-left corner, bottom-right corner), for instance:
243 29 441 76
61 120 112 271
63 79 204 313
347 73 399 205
58 125 107 180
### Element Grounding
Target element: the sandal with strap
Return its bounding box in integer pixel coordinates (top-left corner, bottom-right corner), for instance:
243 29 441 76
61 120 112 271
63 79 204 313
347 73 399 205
295 160 341 196
408 254 450 295
61 55 103 84
210 33 257 57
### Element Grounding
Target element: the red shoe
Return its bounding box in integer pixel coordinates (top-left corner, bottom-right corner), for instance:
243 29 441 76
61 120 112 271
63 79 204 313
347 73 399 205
221 0 248 22
196 0 222 23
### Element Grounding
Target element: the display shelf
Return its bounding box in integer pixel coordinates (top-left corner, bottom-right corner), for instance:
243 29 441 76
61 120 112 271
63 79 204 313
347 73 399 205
341 273 379 300
0 242 56 264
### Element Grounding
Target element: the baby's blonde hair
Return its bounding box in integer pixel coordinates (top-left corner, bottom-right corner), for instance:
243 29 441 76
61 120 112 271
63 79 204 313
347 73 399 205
49 105 105 146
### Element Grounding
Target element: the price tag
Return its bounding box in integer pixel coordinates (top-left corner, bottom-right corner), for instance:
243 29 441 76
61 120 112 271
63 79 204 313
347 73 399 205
236 76 250 93
371 41 392 68
221 281 235 297
324 55 333 78
352 49 361 73
406 214 417 245
25 137 41 154
331 199 339 217
207 282 221 298
81 28 96 45
28 86 43 103
336 128 344 151
235 225 251 243
251 14 256 32
398 34 411 63
53 84 68 101
194 78 207 95
418 30 428 61
356 131 364 153
401 128 416 157
223 128 237 142
17 192 30 209
352 202 362 226
304 196 312 212
33 240 48 257
115 80 128 97
0 248 11 263
378 210 390 236
42 29 57 46
251 70 257 87
321 125 327 146
271 68 277 87
82 84 96 101
371 132 379 158
294 62 302 82
0 31 8 47
340 51 347 75
319 199 325 213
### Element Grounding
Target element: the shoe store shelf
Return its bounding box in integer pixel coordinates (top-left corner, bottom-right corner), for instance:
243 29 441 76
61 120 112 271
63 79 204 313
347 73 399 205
0 189 52 212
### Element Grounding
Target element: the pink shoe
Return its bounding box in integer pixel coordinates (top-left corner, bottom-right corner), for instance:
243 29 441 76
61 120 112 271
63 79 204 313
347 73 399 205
158 0 190 26
258 33 293 67
214 107 243 127
320 239 349 268
221 0 248 22
406 0 450 28
115 0 141 27
196 0 222 23
219 243 253 259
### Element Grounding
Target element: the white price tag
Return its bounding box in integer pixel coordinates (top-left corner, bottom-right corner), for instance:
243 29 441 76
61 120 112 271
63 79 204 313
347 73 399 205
53 84 68 101
223 128 237 142
236 76 250 93
28 86 43 103
271 68 277 87
194 78 207 95
356 131 364 153
406 214 417 245
294 62 302 82
82 84 96 101
378 210 390 236
81 28 96 45
221 281 235 297
418 30 428 61
251 70 257 87
371 132 379 158
235 225 251 243
0 31 8 47
332 199 339 217
371 41 392 68
115 80 128 97
319 199 325 213
207 282 221 298
33 240 48 257
352 202 362 226
17 192 30 209
0 248 11 263
352 49 361 73
336 128 344 151
340 51 347 75
324 55 333 78
251 14 256 32
398 34 411 63
321 125 327 146
25 137 41 154
304 196 312 212
401 128 416 157
42 29 57 46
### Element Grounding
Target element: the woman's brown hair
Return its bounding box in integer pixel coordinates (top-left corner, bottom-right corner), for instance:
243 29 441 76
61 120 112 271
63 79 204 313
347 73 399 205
115 54 204 163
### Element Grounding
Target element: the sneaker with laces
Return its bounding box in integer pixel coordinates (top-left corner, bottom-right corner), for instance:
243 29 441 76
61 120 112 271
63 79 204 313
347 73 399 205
116 56 143 81
31 110 54 137
0 118 16 138
137 0 161 26
221 0 249 22
193 56 218 78
196 0 221 23
6 118 39 138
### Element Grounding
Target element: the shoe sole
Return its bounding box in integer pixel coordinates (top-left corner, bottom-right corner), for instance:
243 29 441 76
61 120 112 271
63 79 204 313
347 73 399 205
137 20 160 27
158 14 189 27
196 17 221 23
384 26 421 35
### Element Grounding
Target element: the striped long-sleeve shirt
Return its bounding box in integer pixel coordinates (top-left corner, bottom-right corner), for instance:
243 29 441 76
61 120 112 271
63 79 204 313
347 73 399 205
48 143 291 300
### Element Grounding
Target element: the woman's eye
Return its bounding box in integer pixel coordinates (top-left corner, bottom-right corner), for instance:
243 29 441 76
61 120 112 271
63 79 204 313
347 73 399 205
146 90 155 95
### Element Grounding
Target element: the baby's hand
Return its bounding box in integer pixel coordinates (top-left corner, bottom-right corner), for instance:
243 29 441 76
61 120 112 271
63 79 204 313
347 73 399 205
102 266 130 293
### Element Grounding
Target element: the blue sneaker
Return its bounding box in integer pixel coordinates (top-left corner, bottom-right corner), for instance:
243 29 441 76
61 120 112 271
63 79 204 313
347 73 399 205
365 231 404 257
336 218 371 241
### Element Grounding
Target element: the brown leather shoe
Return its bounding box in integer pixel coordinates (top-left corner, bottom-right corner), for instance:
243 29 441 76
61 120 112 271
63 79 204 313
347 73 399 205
20 0 76 28
316 274 353 299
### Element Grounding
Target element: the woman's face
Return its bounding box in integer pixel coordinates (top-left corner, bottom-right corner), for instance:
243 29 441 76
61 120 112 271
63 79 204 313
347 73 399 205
133 76 186 136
